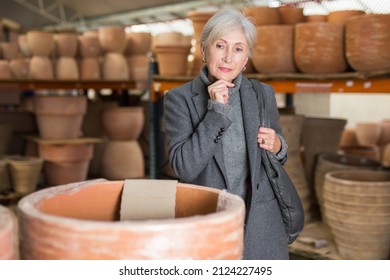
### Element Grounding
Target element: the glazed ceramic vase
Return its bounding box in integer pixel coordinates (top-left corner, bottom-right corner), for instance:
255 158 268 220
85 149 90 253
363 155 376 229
18 179 245 259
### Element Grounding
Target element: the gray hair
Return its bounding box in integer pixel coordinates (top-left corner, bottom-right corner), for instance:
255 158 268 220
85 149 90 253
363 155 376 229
200 8 256 57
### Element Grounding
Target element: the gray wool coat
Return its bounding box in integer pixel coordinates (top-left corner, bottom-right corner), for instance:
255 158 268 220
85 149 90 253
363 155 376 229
163 74 289 260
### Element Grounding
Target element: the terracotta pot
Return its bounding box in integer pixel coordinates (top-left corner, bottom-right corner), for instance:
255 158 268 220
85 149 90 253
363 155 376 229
383 144 390 167
278 6 305 25
355 122 382 146
0 60 14 80
39 143 94 186
378 120 390 146
18 34 32 57
328 10 365 24
305 15 327 22
29 56 54 80
345 14 390 72
9 58 29 80
102 52 129 80
314 153 382 223
102 106 144 141
125 32 152 55
1 42 21 60
7 155 43 194
98 26 126 54
26 31 54 57
18 179 245 259
0 159 11 193
252 25 296 73
55 57 79 80
323 170 390 259
155 45 191 76
339 145 381 162
0 205 17 260
339 128 359 147
295 22 347 73
188 10 216 42
127 54 149 81
243 6 280 26
152 32 186 54
79 57 101 80
33 95 87 139
54 33 78 57
78 35 101 58
102 141 144 180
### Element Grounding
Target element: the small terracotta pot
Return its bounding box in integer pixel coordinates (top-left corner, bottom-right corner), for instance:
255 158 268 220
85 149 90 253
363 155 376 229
155 45 191 76
1 42 21 60
18 34 32 57
305 15 327 22
243 6 280 26
0 60 14 80
56 57 79 80
0 205 17 260
9 58 29 80
18 179 245 259
328 10 365 24
125 32 152 55
98 26 126 54
78 35 101 58
7 155 43 194
188 10 216 42
339 128 359 147
29 56 54 80
355 122 382 146
54 33 78 57
127 54 150 81
278 6 305 25
79 57 101 80
102 106 144 141
26 31 54 57
102 52 129 80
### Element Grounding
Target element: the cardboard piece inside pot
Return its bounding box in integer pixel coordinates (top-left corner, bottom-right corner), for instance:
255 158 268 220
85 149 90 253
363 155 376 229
120 179 177 220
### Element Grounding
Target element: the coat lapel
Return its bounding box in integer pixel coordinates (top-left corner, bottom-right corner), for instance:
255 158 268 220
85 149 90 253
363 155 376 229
240 78 261 184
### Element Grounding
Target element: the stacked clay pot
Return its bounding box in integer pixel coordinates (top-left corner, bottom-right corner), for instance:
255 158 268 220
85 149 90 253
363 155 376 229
102 106 145 179
99 26 129 80
345 14 390 72
18 179 245 259
1 42 29 80
54 33 79 80
78 30 102 80
0 205 17 260
295 22 347 73
26 30 55 80
125 32 151 86
153 32 192 76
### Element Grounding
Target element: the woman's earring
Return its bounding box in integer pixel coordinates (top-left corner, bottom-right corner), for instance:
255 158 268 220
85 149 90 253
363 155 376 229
202 57 206 63
242 66 247 71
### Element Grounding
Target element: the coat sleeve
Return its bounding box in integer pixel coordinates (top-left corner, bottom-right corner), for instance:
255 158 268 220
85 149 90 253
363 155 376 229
163 85 232 181
261 82 288 165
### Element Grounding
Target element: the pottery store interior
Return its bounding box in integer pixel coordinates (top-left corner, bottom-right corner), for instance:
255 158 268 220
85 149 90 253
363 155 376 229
0 0 390 261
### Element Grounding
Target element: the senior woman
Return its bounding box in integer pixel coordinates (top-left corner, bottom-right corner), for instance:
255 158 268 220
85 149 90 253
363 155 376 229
164 8 290 259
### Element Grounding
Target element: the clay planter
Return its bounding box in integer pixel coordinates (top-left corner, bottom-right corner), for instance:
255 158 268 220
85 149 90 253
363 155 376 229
155 45 191 76
328 10 365 24
102 106 144 141
188 10 216 42
29 56 54 80
102 141 144 180
26 31 54 57
1 42 21 60
0 60 13 80
125 32 152 55
102 52 129 80
278 6 305 25
305 15 327 22
38 142 94 186
10 58 29 80
79 57 101 80
33 95 87 139
252 25 296 73
339 128 359 147
18 34 32 57
78 35 101 58
98 26 126 54
295 22 347 73
7 156 43 195
314 153 382 223
55 57 79 80
0 205 17 260
18 179 245 259
54 33 78 57
243 6 280 26
127 54 150 82
323 170 390 259
345 14 390 72
355 122 382 146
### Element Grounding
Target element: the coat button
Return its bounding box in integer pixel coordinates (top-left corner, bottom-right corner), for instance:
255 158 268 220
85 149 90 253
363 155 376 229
214 139 219 143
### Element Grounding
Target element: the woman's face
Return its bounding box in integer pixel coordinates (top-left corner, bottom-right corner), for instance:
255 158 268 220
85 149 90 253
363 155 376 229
204 28 249 83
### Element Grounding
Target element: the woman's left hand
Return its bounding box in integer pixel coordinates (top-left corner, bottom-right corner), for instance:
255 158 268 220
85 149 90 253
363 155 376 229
258 127 282 154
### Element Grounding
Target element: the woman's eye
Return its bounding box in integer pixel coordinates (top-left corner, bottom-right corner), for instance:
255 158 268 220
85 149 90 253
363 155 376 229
235 47 243 52
216 43 224 49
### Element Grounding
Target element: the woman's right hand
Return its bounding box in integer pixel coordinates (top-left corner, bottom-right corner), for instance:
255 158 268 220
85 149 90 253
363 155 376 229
207 79 235 104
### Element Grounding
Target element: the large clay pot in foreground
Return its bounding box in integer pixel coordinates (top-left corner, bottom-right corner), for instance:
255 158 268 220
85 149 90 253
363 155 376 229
18 179 245 259
0 205 17 260
323 170 390 259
